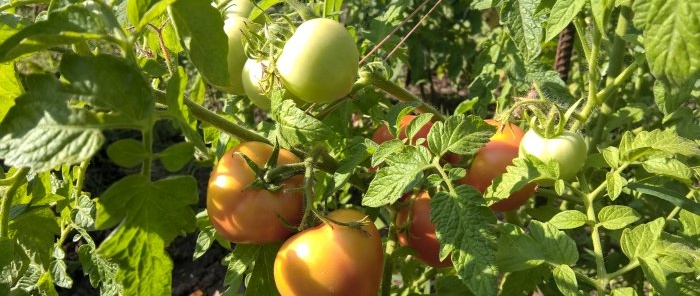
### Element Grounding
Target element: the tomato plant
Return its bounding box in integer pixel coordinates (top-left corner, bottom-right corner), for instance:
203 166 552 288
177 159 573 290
207 141 304 244
274 209 384 296
396 191 452 268
371 114 432 146
459 119 536 212
519 129 587 185
276 18 359 103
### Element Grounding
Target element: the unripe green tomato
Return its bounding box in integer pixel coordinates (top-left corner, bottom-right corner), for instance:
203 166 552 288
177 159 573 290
222 16 250 95
241 59 272 110
519 129 587 185
276 18 359 104
223 0 254 18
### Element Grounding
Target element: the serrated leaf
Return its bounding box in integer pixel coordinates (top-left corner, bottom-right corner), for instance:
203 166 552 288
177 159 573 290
48 259 72 288
169 0 231 89
638 0 700 88
404 113 433 146
60 54 155 121
78 245 122 296
158 142 194 172
621 218 665 260
95 175 197 295
545 0 586 42
432 186 498 296
363 146 430 207
427 114 495 157
71 194 95 229
628 183 700 214
642 158 693 183
529 221 579 265
601 146 620 169
371 140 405 167
485 156 557 203
679 210 699 246
222 244 259 295
606 171 628 200
333 138 375 189
271 99 336 146
524 65 575 103
243 244 281 296
549 210 587 229
0 75 105 172
611 287 638 296
621 129 700 162
640 257 680 295
598 205 640 230
0 4 109 62
501 0 545 61
496 223 544 272
107 139 148 168
8 206 60 266
552 264 578 296
498 265 550 296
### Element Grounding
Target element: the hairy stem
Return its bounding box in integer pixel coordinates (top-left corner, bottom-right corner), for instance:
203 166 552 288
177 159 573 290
0 167 29 238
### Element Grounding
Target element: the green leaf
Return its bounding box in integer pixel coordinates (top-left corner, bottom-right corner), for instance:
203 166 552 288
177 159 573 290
427 114 495 157
501 0 545 61
636 0 700 88
8 206 60 267
127 0 159 29
169 0 231 89
363 146 431 207
48 258 72 288
598 205 641 230
639 257 680 295
434 275 475 296
642 158 693 183
496 223 545 272
333 138 375 190
548 210 587 229
611 287 638 296
243 244 281 296
0 75 105 172
627 183 700 214
679 210 699 246
405 113 433 146
621 218 665 260
271 99 336 146
166 67 208 155
194 211 229 260
498 265 550 296
545 0 586 42
606 171 628 200
222 244 259 295
529 221 579 265
0 62 22 120
96 175 198 295
601 147 620 169
0 4 109 61
107 139 148 168
591 0 613 36
620 129 700 161
524 65 575 103
485 155 558 203
158 142 194 172
432 186 498 296
552 264 579 296
78 244 122 296
60 54 155 122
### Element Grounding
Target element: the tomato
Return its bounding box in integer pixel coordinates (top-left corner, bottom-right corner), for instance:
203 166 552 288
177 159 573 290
458 119 536 212
241 59 272 110
206 142 304 243
218 16 250 95
396 191 452 268
274 209 384 296
371 115 433 147
519 129 587 185
223 0 254 18
276 18 359 103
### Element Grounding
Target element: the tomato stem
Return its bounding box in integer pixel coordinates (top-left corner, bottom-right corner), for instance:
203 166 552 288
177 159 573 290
364 71 447 121
381 209 397 296
298 159 318 231
0 167 29 238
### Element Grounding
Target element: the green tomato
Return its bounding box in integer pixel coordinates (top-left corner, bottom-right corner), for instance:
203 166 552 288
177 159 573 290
221 16 249 95
519 129 587 185
241 59 272 110
223 0 254 18
276 18 359 104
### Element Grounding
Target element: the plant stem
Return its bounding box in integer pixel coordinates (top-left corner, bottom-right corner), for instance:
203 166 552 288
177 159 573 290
571 18 603 131
183 98 270 143
605 260 640 279
409 267 437 291
381 211 397 296
298 159 317 231
364 72 447 121
583 196 607 294
0 167 29 238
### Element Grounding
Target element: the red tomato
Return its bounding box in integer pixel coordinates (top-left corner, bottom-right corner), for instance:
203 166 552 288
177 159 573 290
372 115 433 147
458 119 536 212
274 209 384 296
206 142 304 243
396 191 452 268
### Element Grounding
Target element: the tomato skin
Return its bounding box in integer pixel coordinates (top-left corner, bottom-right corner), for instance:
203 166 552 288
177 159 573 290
371 115 433 147
218 16 250 95
459 119 536 212
519 129 587 185
206 142 304 244
396 191 452 268
277 18 359 103
241 59 272 110
223 0 254 18
274 209 384 296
